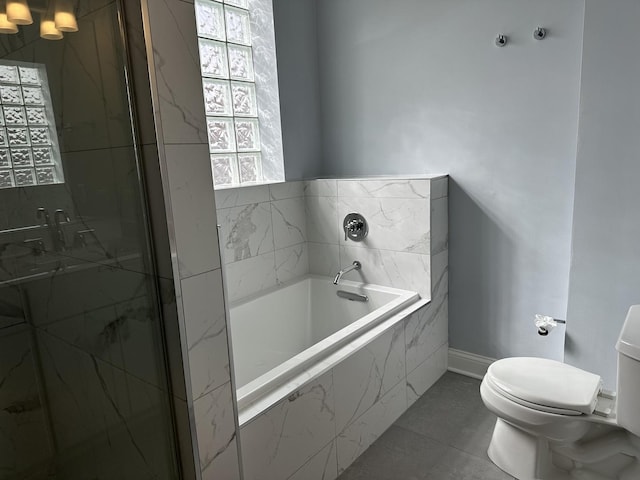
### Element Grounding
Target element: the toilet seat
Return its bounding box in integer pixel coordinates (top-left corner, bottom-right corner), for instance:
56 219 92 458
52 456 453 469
486 357 602 416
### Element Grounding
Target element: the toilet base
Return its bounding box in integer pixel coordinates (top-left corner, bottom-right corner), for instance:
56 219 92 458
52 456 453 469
487 418 638 480
488 418 571 480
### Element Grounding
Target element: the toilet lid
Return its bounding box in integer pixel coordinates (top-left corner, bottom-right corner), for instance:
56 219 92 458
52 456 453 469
486 357 602 415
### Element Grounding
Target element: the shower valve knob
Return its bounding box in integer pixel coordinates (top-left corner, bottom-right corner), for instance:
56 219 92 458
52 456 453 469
343 213 368 242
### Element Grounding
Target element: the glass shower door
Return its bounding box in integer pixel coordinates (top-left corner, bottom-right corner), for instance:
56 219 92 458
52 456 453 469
0 2 179 479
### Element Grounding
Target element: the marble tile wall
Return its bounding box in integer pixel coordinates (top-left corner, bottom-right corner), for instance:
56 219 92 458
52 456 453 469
140 0 242 478
0 326 51 478
215 181 309 302
237 176 449 479
217 176 447 304
307 177 447 300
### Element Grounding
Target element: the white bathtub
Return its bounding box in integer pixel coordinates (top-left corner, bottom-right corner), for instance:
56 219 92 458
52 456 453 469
229 275 419 412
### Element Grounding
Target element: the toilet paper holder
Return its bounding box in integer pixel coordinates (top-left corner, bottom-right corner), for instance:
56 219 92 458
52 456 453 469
535 314 566 336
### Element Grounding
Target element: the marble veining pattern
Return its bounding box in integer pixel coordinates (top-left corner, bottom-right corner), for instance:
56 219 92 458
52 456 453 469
406 343 449 406
0 329 50 478
338 196 430 254
337 179 429 199
288 440 338 480
339 245 431 300
270 180 304 200
405 299 448 375
231 178 448 480
333 322 405 433
235 295 445 480
165 144 221 278
275 243 309 285
304 179 338 197
37 331 173 479
241 371 336 480
194 382 241 480
218 202 274 264
271 198 307 249
336 379 408 474
224 251 277 302
149 0 208 144
216 184 309 301
215 184 269 209
305 195 340 245
182 269 231 400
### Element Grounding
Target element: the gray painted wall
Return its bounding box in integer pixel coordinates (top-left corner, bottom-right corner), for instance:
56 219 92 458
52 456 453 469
566 0 640 389
273 0 323 180
313 0 584 361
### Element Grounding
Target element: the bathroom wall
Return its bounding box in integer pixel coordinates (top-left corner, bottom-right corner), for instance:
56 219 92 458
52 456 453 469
272 0 323 180
565 0 640 388
275 0 584 362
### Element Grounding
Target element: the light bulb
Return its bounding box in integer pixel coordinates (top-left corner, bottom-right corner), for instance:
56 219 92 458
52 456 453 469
40 18 62 39
0 8 18 33
6 0 32 26
54 0 77 32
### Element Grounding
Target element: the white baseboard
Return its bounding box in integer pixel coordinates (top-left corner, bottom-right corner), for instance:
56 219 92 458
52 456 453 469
448 348 495 380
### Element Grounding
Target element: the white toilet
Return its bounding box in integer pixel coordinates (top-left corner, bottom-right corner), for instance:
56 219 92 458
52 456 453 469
480 305 640 480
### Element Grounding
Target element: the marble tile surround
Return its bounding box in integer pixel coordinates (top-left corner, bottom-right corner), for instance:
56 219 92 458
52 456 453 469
233 176 449 480
240 277 449 479
215 182 309 302
217 175 447 303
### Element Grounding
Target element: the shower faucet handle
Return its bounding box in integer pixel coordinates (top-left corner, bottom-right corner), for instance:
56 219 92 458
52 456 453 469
343 213 368 242
36 207 50 225
345 219 363 240
54 209 71 224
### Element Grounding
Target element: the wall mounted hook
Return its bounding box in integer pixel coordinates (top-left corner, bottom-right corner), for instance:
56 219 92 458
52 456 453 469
495 34 507 47
534 27 546 40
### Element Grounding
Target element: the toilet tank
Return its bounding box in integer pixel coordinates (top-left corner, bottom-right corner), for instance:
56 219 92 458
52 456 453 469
616 305 640 437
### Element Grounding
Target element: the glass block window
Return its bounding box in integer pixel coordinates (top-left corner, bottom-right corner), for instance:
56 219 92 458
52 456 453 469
196 0 262 187
0 61 63 188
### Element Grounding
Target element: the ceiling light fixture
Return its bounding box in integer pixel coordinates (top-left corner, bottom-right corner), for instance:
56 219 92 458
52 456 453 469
0 3 18 33
54 0 76 32
6 0 32 25
40 1 61 40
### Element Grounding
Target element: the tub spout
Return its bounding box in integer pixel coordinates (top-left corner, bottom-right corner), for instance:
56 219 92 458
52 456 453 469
333 261 361 285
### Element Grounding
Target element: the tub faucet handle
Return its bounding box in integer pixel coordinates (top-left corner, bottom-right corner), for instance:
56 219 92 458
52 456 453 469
343 213 368 242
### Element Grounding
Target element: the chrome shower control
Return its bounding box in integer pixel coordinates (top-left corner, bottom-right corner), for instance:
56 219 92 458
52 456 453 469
343 213 368 242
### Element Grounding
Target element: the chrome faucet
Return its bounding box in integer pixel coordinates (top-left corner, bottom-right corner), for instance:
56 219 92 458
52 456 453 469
35 207 71 252
36 207 54 251
333 260 361 285
53 209 70 252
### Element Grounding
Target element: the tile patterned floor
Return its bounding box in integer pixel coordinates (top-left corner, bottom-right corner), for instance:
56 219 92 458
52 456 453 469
338 372 515 480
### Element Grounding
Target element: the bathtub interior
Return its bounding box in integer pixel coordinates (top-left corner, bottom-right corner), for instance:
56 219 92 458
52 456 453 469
230 275 418 392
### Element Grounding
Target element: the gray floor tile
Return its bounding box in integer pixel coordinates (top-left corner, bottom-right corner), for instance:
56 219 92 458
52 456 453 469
338 372 510 480
449 407 497 461
395 373 487 445
427 446 513 480
338 425 447 480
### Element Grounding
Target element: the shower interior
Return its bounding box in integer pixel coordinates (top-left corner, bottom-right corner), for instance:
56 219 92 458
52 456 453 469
0 2 182 479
